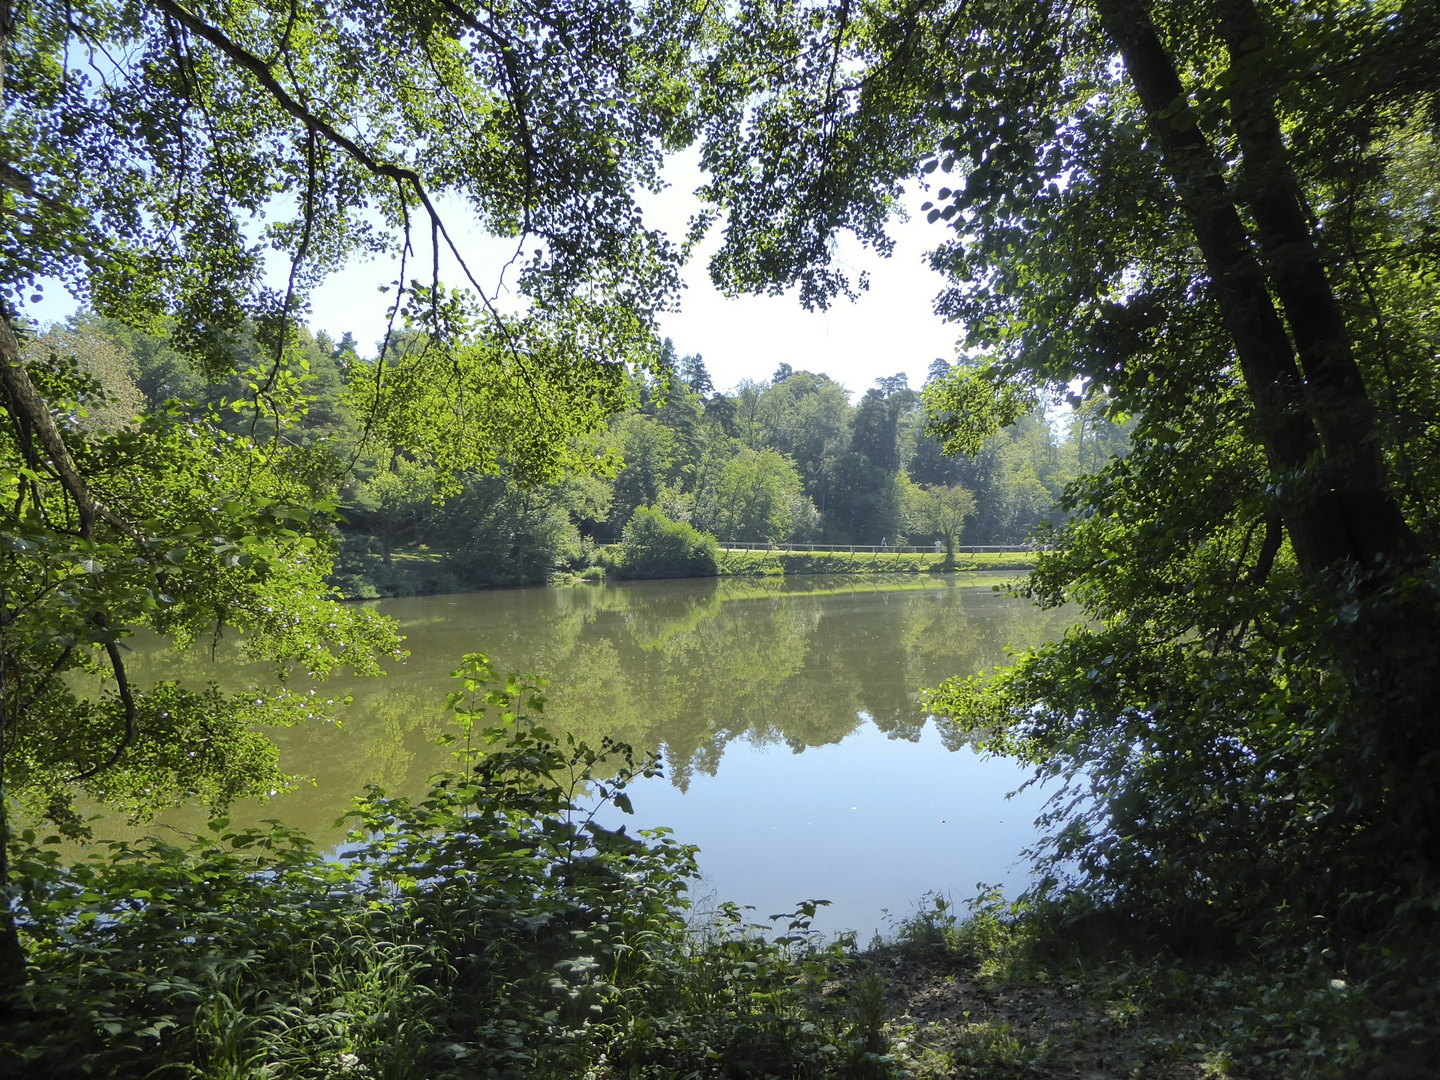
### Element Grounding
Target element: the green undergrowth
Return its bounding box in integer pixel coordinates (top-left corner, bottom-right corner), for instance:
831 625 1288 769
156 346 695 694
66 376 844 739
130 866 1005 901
10 655 1436 1080
1 656 898 1080
875 890 1440 1079
715 550 1035 577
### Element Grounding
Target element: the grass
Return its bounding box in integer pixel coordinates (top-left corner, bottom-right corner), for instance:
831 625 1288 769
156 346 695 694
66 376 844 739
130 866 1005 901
329 543 1038 595
716 549 1036 577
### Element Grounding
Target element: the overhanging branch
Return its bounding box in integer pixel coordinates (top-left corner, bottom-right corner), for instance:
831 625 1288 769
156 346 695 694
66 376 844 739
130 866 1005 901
1 318 101 538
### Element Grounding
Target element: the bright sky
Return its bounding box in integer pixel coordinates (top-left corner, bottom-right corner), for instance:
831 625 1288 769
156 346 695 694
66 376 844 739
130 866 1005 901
642 160 964 398
30 153 965 401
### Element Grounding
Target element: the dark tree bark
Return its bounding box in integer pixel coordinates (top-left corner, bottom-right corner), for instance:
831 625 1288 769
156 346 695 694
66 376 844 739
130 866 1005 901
1092 0 1440 864
0 0 24 1007
1220 0 1419 571
1092 0 1351 575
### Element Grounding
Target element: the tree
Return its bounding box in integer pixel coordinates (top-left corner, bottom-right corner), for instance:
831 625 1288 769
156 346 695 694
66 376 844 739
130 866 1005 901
347 458 438 565
928 409 1073 544
648 370 708 484
0 0 718 986
22 320 146 433
609 504 719 579
677 352 714 398
875 372 910 398
695 0 1440 915
731 380 766 448
849 388 900 472
753 370 849 511
825 452 905 543
432 474 592 586
607 414 680 539
901 480 976 566
694 448 816 543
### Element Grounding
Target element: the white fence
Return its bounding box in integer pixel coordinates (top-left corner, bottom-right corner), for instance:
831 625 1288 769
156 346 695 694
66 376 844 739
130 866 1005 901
716 542 1039 554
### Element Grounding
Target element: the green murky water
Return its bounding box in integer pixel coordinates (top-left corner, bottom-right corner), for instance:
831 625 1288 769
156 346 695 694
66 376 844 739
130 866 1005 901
118 573 1076 934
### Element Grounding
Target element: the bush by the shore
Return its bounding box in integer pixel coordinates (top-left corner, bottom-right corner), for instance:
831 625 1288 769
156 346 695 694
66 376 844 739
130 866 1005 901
604 506 721 579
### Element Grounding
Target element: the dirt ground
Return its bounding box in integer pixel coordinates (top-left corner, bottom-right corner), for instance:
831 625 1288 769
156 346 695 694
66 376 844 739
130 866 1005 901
866 946 1213 1079
863 947 1440 1080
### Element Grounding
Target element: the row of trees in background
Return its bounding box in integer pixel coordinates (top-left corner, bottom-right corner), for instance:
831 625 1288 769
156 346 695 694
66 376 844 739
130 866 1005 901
36 316 1131 590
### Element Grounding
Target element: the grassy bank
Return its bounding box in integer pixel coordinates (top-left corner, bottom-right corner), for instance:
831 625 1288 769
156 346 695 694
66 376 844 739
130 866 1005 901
330 547 1036 598
715 548 1036 576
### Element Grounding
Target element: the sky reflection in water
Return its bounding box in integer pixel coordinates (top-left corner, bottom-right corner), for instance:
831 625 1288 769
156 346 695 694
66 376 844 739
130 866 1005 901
121 572 1077 935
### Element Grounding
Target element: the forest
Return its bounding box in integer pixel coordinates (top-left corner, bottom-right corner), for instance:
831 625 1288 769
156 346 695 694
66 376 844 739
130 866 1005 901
32 313 1126 594
3 0 1440 1076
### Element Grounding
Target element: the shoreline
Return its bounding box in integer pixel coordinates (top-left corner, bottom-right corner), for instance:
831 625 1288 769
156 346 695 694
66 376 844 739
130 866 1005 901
333 548 1039 599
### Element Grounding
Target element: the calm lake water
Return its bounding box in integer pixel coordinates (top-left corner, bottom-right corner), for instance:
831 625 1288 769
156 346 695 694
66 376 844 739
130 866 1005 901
120 573 1076 937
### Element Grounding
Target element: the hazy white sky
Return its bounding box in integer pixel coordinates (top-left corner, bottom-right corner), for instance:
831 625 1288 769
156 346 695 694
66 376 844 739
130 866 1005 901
32 153 966 401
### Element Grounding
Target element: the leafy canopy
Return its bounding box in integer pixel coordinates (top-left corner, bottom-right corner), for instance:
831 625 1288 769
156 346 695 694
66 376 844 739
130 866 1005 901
687 0 1440 925
0 0 728 834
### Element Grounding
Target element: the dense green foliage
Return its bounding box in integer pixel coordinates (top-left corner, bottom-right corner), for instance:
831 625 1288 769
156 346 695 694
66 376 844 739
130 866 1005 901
606 504 719 579
0 327 400 824
684 0 1440 944
1 0 721 983
7 0 1440 1068
323 342 1117 586
39 316 1107 595
3 659 895 1079
901 482 978 566
905 0 1440 933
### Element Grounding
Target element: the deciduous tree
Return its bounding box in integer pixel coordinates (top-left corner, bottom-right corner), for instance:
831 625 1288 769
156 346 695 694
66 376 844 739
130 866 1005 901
695 0 1440 910
901 480 975 566
0 0 715 985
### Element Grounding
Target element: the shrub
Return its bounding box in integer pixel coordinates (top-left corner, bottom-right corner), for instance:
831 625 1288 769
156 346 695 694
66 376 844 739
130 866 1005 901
3 655 895 1079
609 505 719 579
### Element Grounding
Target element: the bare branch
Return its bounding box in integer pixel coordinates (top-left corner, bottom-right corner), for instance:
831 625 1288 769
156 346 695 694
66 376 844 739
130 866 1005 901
69 639 138 782
2 318 97 538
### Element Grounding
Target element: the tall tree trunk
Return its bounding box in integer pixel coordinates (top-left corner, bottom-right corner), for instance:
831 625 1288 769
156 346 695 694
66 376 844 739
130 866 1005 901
1092 0 1355 576
1095 0 1419 577
1220 0 1419 571
0 0 28 1005
0 775 24 1003
1093 0 1440 864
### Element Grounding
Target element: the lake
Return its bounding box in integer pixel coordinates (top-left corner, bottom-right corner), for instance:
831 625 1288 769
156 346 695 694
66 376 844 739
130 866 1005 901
120 573 1077 937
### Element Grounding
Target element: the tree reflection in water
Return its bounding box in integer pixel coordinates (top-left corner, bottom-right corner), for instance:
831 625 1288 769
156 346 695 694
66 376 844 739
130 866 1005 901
112 573 1077 845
